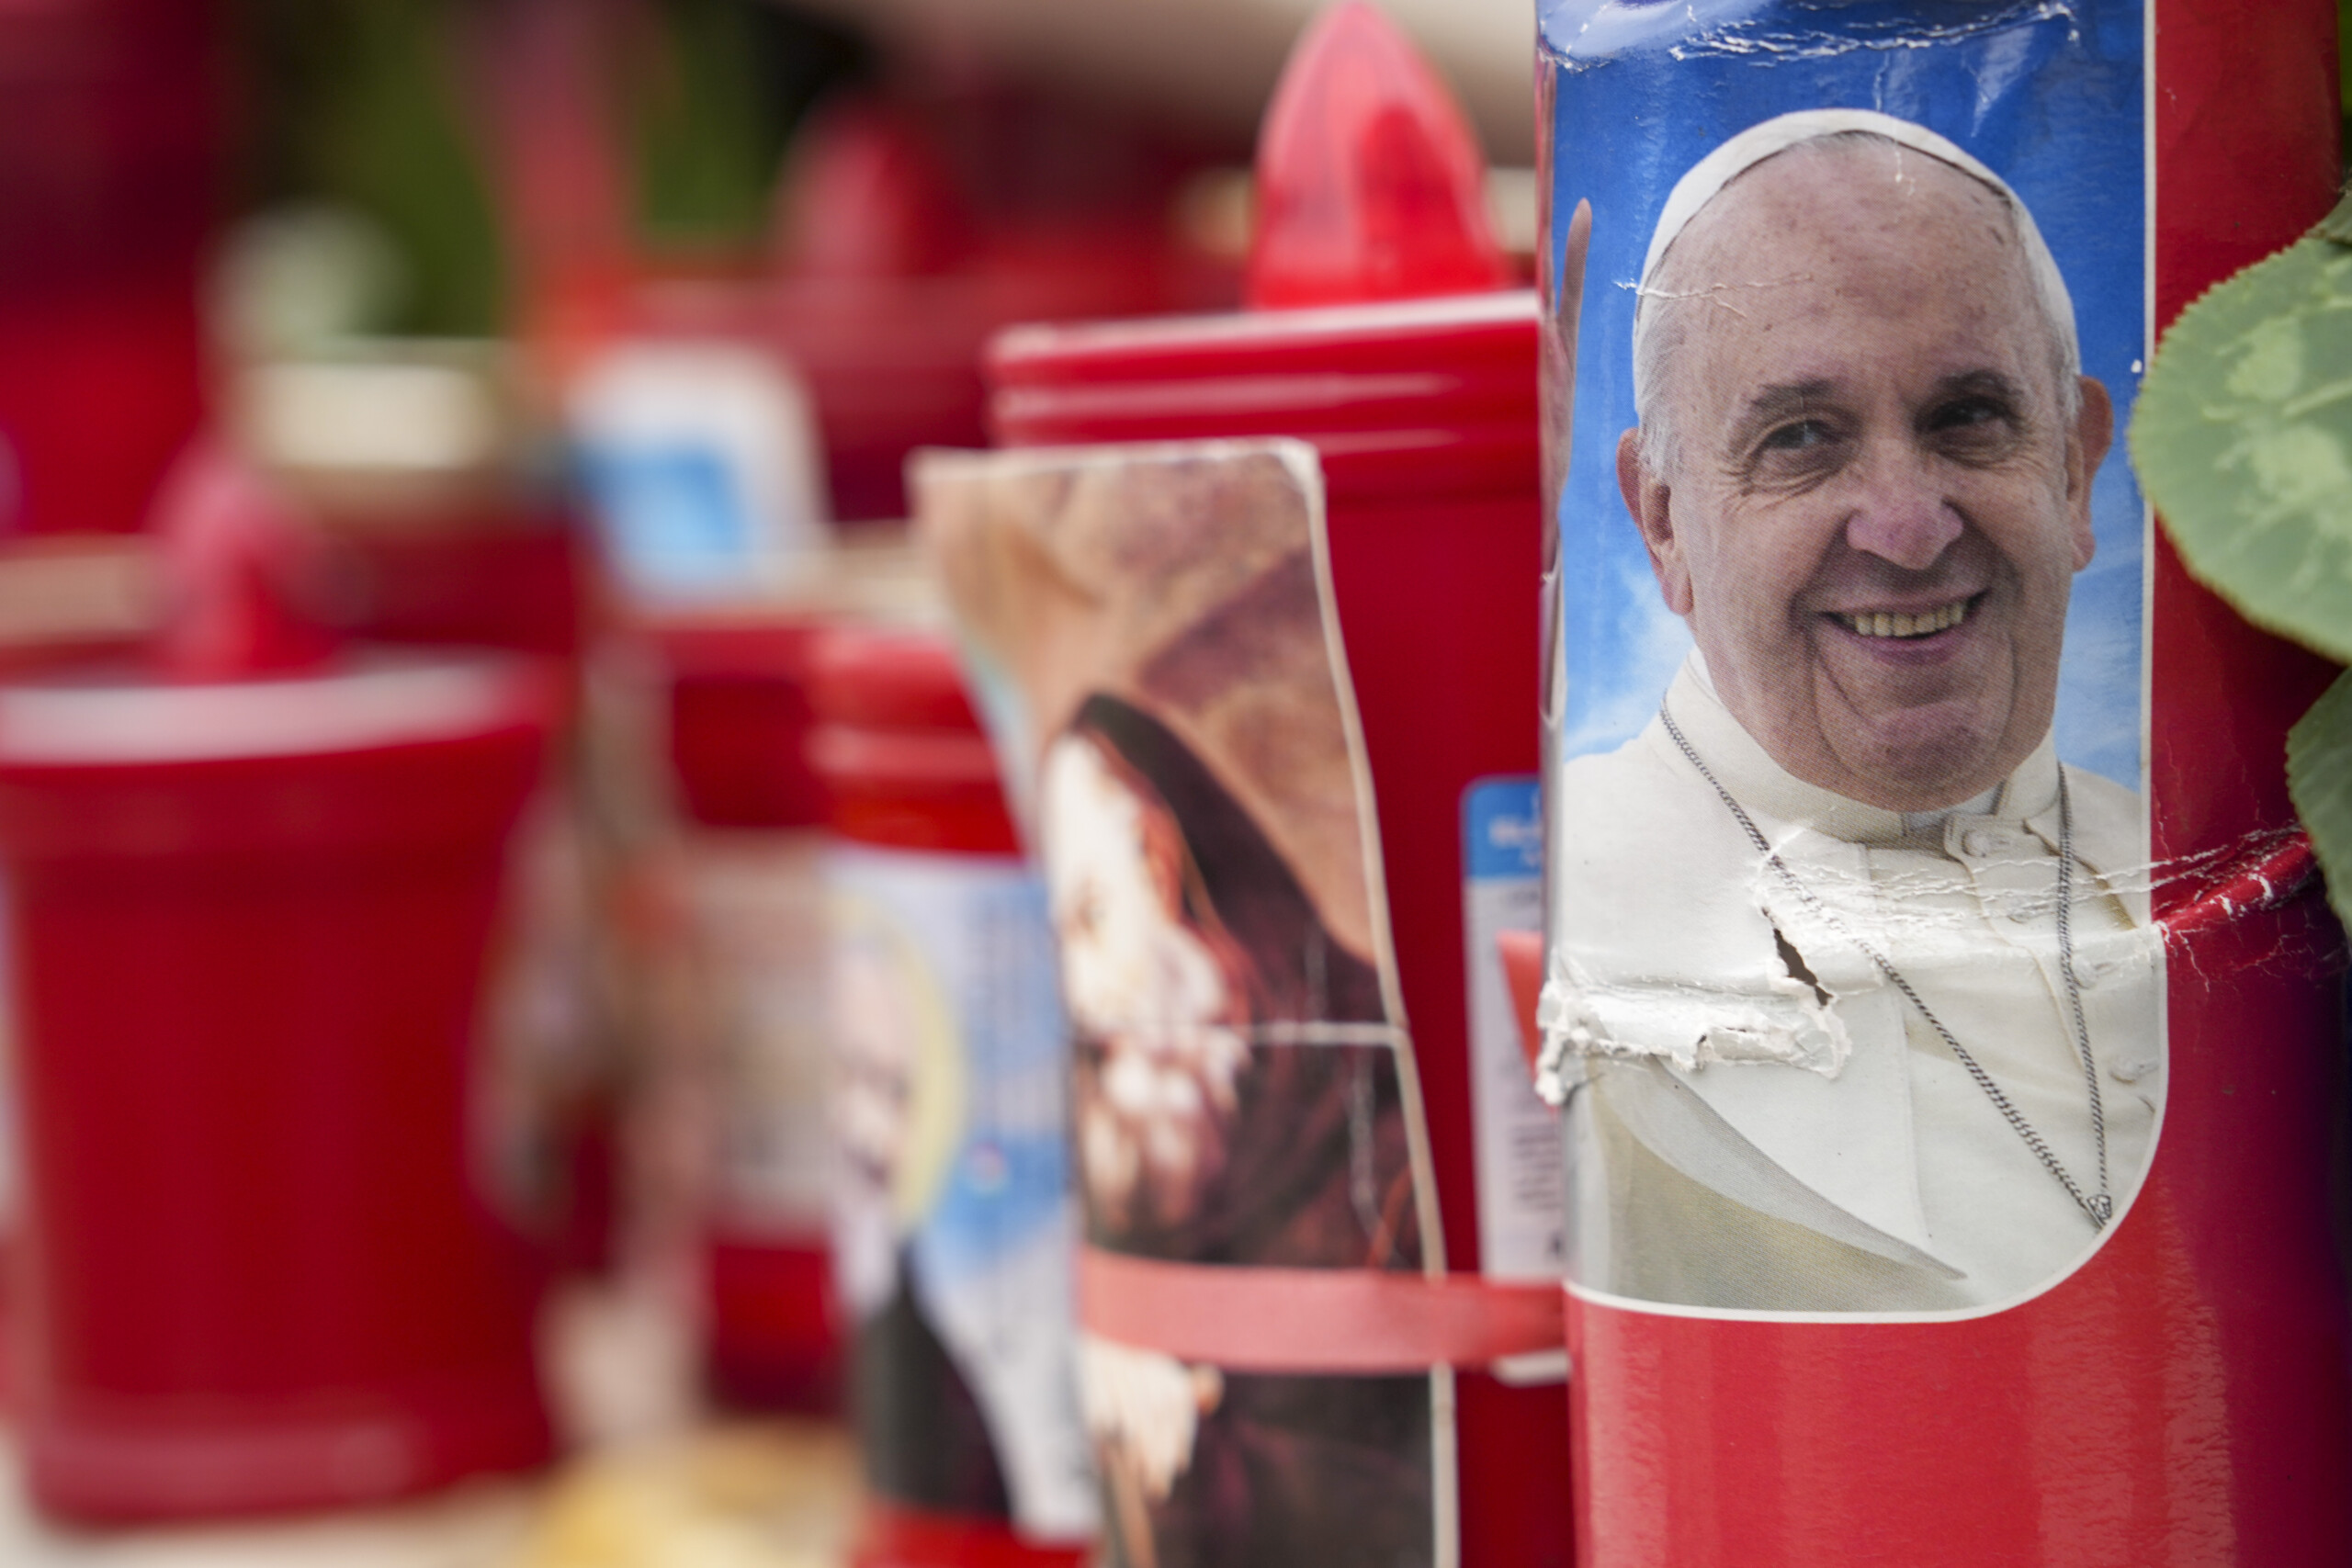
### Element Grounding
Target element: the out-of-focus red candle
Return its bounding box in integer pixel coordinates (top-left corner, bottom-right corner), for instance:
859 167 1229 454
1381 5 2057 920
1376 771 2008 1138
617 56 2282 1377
810 625 1093 1568
986 7 1572 1564
647 611 842 1413
0 455 559 1522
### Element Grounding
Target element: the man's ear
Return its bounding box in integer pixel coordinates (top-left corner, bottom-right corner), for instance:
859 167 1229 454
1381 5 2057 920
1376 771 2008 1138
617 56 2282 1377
1618 427 1692 615
2064 376 2115 571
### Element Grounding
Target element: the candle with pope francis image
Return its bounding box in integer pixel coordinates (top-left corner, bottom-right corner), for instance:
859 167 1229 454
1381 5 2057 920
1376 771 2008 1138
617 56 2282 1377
1534 0 2349 1562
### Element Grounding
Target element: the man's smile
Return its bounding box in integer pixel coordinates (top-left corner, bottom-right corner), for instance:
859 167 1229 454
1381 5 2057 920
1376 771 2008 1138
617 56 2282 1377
1823 592 1984 642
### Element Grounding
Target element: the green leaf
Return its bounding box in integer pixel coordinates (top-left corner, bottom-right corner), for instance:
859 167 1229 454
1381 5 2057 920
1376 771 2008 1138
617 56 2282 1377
631 0 790 254
241 0 506 338
2131 216 2352 665
2315 187 2352 248
2287 669 2352 932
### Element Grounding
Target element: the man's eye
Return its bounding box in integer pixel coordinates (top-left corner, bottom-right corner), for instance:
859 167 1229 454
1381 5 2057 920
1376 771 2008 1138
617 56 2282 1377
1758 419 1834 453
1926 396 2014 434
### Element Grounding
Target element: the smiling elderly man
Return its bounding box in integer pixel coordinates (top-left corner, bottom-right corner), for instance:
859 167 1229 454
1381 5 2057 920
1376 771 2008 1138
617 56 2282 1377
1548 110 2162 1314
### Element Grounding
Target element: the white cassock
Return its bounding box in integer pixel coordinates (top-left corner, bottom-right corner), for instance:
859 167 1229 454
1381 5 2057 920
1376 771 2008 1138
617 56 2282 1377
1545 655 2162 1313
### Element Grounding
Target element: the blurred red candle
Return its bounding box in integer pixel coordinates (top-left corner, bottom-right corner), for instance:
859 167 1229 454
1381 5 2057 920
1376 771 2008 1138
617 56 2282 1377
0 450 560 1521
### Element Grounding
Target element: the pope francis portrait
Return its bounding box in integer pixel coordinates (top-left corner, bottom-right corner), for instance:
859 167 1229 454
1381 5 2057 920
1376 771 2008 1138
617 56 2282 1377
1544 110 2163 1314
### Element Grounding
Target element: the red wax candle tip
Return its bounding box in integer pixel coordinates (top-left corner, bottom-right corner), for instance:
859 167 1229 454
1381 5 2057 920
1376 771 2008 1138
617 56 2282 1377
774 102 975 280
148 443 335 682
1245 0 1509 310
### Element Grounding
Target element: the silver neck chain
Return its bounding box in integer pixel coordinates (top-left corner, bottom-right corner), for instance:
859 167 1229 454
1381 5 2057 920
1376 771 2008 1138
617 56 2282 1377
1659 700 2112 1232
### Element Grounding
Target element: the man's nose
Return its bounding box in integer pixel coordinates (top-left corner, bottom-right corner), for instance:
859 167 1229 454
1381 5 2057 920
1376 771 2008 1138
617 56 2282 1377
1844 447 1964 570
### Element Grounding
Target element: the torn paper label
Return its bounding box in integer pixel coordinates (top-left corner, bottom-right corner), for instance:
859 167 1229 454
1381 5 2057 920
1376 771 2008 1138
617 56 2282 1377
1534 948 1849 1107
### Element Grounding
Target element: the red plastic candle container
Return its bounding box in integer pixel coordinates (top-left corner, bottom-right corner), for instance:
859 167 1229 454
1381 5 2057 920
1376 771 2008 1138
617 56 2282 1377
769 99 1230 525
808 625 1092 1568
989 292 1560 1568
984 9 1569 1564
660 615 828 832
228 350 607 1273
1528 1 2350 1563
646 613 840 1412
0 653 560 1521
808 629 1021 860
316 524 583 663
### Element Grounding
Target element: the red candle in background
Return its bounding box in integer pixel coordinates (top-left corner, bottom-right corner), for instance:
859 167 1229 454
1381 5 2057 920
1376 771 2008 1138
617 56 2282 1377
0 448 560 1522
225 346 615 1277
985 7 1570 1565
768 96 1235 525
637 609 840 1413
765 103 986 529
226 346 586 664
808 624 1093 1568
0 0 218 542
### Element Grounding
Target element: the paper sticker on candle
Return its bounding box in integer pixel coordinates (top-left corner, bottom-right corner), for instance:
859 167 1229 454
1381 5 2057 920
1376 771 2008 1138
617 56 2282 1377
919 440 1444 1568
1537 6 2160 1318
684 834 832 1238
1461 778 1561 1286
828 847 1096 1541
